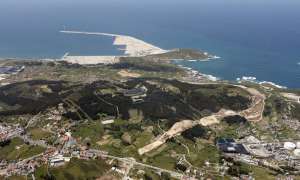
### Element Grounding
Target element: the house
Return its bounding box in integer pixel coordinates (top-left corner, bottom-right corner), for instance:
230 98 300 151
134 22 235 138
49 155 65 167
79 151 95 160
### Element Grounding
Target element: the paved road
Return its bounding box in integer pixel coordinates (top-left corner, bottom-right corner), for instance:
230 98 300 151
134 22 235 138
89 149 185 179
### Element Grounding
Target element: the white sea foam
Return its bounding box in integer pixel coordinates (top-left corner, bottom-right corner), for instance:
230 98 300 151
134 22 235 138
242 76 257 81
178 64 219 81
207 55 221 60
258 81 287 89
236 76 287 89
203 74 219 81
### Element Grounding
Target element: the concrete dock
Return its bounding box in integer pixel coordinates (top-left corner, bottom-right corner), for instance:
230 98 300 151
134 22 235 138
62 55 120 65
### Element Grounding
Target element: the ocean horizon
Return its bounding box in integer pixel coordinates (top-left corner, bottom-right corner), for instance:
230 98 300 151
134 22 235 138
0 0 299 88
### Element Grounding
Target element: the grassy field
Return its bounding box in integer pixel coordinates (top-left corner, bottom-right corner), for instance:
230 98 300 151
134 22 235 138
250 166 278 180
71 120 104 147
5 175 27 180
148 153 177 170
0 137 45 161
216 123 239 138
143 169 163 180
34 158 111 180
29 128 53 141
188 144 220 167
291 103 300 120
133 131 154 148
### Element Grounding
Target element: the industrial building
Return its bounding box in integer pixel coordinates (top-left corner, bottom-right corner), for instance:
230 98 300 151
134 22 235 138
217 138 249 155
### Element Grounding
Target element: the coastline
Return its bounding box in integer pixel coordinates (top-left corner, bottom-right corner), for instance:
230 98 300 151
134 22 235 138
0 30 289 88
236 76 287 89
174 60 289 89
174 61 219 82
173 57 290 89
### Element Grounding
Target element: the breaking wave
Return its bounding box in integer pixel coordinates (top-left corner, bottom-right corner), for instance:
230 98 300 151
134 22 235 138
236 76 287 89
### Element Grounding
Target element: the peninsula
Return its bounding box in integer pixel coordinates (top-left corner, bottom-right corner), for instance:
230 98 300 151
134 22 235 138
60 30 213 65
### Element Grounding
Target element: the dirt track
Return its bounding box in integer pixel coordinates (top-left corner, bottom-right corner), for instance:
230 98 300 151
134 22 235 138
138 85 266 155
239 87 266 122
139 114 222 155
117 70 141 78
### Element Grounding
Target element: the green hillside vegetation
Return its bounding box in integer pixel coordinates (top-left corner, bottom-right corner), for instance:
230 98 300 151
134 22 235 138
71 120 104 147
2 60 289 179
34 158 111 180
144 48 210 61
0 78 251 123
0 137 45 161
29 128 53 141
291 103 300 120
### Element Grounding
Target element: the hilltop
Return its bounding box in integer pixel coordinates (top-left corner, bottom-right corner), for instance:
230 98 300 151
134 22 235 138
0 57 299 180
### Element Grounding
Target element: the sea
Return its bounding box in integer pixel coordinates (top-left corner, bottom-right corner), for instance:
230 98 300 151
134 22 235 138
0 0 299 88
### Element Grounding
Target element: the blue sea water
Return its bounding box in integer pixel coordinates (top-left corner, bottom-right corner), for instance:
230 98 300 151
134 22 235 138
0 0 299 88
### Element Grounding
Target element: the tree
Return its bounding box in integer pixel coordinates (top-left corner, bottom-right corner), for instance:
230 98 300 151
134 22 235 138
161 172 171 180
